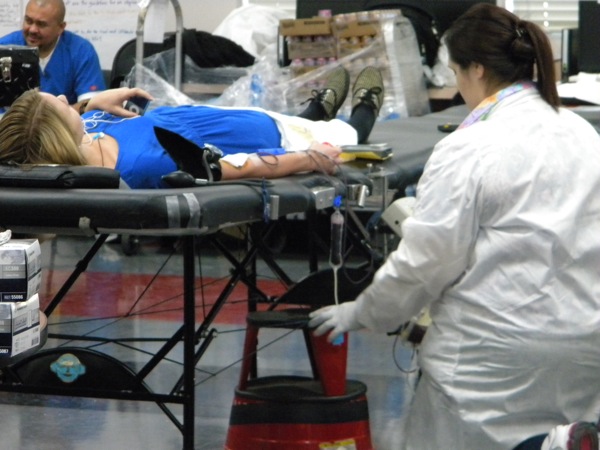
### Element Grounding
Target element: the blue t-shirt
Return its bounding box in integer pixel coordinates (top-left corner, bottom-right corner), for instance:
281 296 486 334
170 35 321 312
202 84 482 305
0 30 105 104
82 105 282 189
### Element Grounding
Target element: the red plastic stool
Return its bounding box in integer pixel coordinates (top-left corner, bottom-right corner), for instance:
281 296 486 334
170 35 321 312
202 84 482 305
237 309 349 396
226 306 373 450
225 376 372 450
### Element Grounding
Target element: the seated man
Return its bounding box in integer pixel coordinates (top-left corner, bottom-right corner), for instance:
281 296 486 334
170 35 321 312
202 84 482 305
0 0 105 110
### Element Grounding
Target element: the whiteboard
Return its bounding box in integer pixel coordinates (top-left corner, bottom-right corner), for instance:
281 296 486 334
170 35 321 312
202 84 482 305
0 0 140 70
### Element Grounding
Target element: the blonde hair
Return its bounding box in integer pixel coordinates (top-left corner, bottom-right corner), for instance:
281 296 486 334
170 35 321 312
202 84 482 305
0 89 86 166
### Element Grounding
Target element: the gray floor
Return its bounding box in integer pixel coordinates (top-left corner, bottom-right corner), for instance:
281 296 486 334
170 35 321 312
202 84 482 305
0 234 416 450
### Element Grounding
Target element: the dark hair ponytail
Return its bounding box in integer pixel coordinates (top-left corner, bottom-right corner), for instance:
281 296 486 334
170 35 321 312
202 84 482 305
518 21 559 107
445 4 559 108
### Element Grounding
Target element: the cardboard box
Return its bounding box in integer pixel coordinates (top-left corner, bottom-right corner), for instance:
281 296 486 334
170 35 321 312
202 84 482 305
0 239 42 302
332 10 403 58
279 18 335 62
279 18 332 37
287 37 337 60
331 19 379 40
0 293 41 357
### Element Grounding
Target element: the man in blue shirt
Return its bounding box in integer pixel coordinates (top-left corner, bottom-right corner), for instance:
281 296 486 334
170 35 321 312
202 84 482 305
0 0 105 110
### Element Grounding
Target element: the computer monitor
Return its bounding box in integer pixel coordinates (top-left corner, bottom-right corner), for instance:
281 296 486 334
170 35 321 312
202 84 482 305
561 28 579 82
578 0 600 74
295 0 496 36
296 0 364 19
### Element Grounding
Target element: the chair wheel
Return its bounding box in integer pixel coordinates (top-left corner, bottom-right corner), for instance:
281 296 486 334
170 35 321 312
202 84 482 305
121 235 140 255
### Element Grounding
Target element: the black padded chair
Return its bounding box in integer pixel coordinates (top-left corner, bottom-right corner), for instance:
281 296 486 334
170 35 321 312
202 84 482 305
108 35 175 88
108 29 255 89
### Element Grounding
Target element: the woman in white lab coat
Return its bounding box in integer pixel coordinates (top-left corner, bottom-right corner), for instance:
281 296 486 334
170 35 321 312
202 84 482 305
310 4 600 449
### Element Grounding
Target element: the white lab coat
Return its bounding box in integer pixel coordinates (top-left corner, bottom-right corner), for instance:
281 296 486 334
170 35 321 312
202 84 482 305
353 88 600 449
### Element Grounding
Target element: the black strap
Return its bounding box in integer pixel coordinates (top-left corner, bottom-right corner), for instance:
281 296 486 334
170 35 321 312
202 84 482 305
0 164 121 189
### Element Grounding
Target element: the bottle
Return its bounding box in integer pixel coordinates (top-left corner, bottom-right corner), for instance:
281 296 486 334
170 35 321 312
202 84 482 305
250 74 263 107
329 196 344 269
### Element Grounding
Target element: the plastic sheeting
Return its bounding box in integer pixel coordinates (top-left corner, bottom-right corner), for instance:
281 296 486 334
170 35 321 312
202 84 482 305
216 14 430 119
124 63 196 110
124 11 431 120
213 5 293 59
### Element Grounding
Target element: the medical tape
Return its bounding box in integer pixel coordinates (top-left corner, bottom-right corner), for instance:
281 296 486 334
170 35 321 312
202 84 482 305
182 193 201 229
165 196 181 229
165 194 201 230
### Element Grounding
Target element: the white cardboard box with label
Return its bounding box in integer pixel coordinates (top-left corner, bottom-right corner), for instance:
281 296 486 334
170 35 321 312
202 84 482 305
0 239 42 302
0 293 41 357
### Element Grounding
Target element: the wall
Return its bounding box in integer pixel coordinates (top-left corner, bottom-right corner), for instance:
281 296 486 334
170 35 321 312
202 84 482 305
0 0 240 70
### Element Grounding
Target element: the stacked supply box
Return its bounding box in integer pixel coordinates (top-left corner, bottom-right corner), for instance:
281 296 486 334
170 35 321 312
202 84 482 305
280 9 429 120
0 239 42 357
278 17 336 77
0 294 41 357
331 10 401 118
278 12 387 117
279 11 400 73
331 11 384 59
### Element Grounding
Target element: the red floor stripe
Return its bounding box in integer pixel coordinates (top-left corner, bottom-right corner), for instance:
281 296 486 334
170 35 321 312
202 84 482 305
40 270 289 325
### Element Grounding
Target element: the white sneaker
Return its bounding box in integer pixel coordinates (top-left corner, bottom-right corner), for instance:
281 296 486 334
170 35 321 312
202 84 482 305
541 422 599 450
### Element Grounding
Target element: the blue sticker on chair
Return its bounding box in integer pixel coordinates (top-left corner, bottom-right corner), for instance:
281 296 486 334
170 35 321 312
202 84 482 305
50 353 87 383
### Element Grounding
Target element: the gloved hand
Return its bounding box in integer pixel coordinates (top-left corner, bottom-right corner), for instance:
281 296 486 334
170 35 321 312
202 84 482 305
308 301 362 343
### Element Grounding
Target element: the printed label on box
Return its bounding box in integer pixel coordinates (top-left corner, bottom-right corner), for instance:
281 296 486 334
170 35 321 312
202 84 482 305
0 239 42 302
0 294 40 357
279 18 332 37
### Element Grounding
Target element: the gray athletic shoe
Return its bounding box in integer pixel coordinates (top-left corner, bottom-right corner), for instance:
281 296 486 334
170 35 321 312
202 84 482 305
308 65 350 120
351 66 384 116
